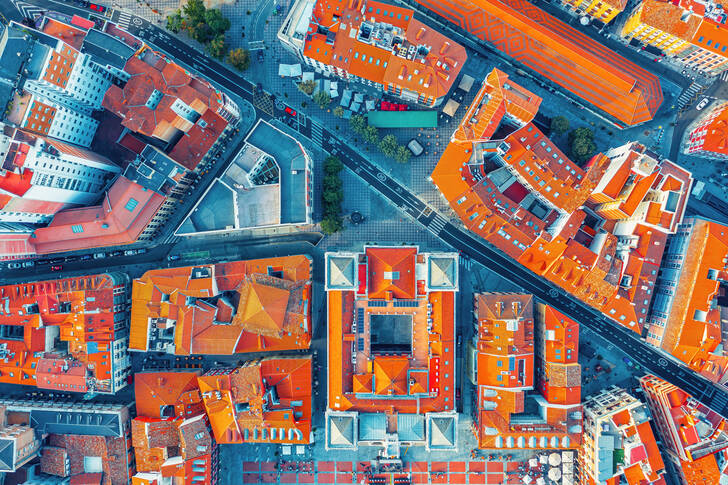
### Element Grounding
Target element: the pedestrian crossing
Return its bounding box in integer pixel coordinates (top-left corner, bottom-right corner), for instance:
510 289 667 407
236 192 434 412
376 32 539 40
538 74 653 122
310 120 323 146
427 213 448 236
11 0 45 20
677 82 703 109
720 70 728 83
116 10 133 30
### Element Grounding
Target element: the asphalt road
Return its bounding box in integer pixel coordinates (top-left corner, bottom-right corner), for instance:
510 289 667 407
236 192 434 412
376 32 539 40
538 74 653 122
8 0 728 420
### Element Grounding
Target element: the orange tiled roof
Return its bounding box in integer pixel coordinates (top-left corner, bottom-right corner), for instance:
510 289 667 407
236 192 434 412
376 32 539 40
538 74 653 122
130 256 311 354
659 218 728 380
414 0 663 126
327 247 456 417
197 357 311 444
304 0 466 102
474 297 582 449
102 48 230 170
134 371 203 419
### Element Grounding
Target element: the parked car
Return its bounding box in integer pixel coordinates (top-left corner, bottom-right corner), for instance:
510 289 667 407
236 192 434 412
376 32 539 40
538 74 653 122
109 251 123 257
7 262 21 269
697 98 710 111
88 3 107 13
622 356 634 367
21 261 34 268
50 265 63 271
48 258 64 265
124 250 136 256
167 254 180 261
80 254 92 260
93 252 106 259
407 138 424 157
136 248 148 254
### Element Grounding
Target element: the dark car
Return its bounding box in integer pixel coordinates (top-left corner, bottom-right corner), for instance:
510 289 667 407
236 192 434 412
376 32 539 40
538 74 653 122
50 265 63 271
257 49 265 62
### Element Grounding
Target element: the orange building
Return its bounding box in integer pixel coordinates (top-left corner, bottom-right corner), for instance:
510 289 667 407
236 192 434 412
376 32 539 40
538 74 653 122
433 69 693 334
581 386 667 485
413 0 663 126
325 247 458 452
469 294 582 449
0 273 131 394
132 371 218 485
648 217 728 383
640 374 728 485
686 101 728 158
129 256 312 355
197 357 312 445
278 0 466 107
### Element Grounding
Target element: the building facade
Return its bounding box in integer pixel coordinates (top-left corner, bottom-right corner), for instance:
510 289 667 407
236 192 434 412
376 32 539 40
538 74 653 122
278 0 466 106
325 246 459 453
0 272 131 394
556 0 626 24
581 386 666 484
686 101 728 158
622 0 728 75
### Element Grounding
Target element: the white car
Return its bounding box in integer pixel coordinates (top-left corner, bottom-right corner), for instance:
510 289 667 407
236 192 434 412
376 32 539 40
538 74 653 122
696 98 710 111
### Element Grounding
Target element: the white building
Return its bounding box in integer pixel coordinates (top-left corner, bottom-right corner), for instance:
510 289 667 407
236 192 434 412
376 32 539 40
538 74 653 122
0 125 120 225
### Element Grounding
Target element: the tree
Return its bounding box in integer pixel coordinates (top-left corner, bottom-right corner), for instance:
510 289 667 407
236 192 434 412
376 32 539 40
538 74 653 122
189 21 213 43
205 8 231 36
567 127 596 163
550 116 569 136
379 134 399 157
207 34 226 59
333 106 344 118
363 125 379 144
324 156 343 176
395 145 411 164
228 48 250 71
321 215 343 234
323 188 343 205
323 175 342 192
182 0 206 24
349 114 367 134
313 91 332 109
570 136 596 163
297 80 317 96
166 10 183 33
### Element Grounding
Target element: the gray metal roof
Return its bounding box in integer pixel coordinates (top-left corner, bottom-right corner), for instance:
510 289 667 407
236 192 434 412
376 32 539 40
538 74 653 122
0 438 13 472
81 29 135 70
397 414 424 441
29 408 123 437
358 413 386 441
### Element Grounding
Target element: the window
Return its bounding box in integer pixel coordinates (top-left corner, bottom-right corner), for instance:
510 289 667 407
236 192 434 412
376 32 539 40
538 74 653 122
71 224 83 234
125 198 139 211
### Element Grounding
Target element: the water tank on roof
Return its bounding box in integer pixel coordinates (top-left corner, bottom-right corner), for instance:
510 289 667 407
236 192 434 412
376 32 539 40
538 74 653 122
579 16 590 25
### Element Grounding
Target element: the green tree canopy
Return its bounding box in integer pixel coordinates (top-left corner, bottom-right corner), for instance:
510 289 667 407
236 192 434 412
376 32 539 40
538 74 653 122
207 34 226 59
349 114 367 134
297 80 317 96
321 216 343 235
228 48 250 71
205 8 231 36
166 10 183 33
379 134 398 157
550 116 570 136
567 127 596 163
182 0 206 23
363 125 379 144
333 106 344 118
395 145 411 164
324 156 344 175
313 91 332 109
323 175 343 192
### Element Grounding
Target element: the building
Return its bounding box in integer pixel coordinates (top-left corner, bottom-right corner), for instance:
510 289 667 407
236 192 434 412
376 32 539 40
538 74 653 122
0 273 131 394
103 46 239 172
433 68 692 334
686 101 728 158
197 357 312 445
0 124 120 228
176 120 314 236
0 398 133 482
411 0 662 127
640 374 728 484
580 386 667 485
278 0 466 107
28 176 166 254
468 295 582 449
556 0 626 23
0 16 137 148
325 246 459 453
622 0 728 75
647 217 728 383
129 256 313 354
132 371 217 485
